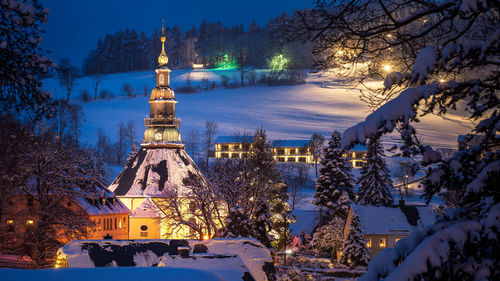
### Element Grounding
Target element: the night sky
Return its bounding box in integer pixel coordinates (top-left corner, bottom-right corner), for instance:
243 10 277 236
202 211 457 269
40 0 315 67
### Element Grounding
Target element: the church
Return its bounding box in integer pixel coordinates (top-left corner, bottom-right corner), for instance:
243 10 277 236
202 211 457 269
108 24 210 240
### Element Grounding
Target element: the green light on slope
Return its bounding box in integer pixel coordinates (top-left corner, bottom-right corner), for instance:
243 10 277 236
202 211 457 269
269 54 289 71
214 53 238 70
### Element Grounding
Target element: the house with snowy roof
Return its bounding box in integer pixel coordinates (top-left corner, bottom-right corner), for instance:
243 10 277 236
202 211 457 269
0 185 130 254
342 201 436 257
108 25 212 240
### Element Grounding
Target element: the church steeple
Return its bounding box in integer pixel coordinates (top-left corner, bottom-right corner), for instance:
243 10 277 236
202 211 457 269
158 21 168 67
142 21 183 148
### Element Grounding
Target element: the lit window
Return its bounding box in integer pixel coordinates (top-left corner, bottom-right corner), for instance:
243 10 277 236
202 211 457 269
380 238 386 248
6 219 14 225
159 74 164 84
119 219 122 229
366 238 372 248
395 238 400 243
26 220 34 225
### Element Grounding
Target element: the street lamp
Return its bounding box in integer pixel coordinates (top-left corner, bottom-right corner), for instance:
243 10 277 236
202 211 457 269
383 64 391 72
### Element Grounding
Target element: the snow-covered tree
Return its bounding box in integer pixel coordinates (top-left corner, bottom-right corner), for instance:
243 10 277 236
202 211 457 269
340 210 370 269
309 216 344 259
224 206 253 238
0 0 54 119
313 131 355 223
297 1 500 280
356 135 394 206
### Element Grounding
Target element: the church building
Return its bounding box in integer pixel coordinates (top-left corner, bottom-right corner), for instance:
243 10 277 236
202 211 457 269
108 24 209 240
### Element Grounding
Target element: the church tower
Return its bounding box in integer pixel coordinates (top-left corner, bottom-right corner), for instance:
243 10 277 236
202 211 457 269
108 23 209 240
143 24 183 148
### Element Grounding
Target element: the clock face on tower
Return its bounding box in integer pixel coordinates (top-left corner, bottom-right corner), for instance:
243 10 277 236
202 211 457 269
154 132 163 141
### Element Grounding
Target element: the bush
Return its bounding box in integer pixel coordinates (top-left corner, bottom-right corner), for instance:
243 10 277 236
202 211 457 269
80 90 91 102
122 83 133 97
193 244 208 253
99 89 115 99
259 70 306 86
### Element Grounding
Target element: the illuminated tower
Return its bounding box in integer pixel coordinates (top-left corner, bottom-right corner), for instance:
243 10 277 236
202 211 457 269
109 23 209 240
143 23 183 148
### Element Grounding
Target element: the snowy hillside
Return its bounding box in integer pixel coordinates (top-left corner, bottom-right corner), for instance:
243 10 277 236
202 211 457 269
42 69 471 149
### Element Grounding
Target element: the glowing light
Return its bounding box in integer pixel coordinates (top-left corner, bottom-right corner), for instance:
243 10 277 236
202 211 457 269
6 219 14 224
192 63 204 69
269 54 289 71
214 53 238 70
383 65 391 72
203 235 209 240
386 34 393 38
285 249 293 255
26 220 34 225
439 79 446 83
337 50 344 55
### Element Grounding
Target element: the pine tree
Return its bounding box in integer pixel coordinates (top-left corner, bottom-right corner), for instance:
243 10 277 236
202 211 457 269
356 135 394 207
313 131 355 222
252 202 273 248
340 210 370 269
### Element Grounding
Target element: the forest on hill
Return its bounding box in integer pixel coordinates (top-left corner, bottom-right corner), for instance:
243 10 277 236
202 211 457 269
82 13 312 74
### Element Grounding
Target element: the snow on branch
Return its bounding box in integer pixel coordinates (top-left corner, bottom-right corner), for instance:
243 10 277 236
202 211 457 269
412 46 437 82
341 82 441 149
466 160 500 195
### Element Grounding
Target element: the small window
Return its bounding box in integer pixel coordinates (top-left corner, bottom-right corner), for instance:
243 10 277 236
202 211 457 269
278 157 285 162
140 225 148 231
115 218 117 229
6 219 14 232
119 219 122 229
289 149 296 155
222 153 229 158
298 157 306 163
366 238 372 248
159 74 164 84
380 238 386 248
395 238 400 243
287 157 296 162
140 232 148 237
277 149 285 155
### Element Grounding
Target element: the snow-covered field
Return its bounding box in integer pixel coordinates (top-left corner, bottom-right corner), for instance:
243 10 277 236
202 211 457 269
42 69 471 149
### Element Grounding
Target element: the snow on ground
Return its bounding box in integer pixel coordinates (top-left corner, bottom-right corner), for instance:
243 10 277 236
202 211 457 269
42 69 471 149
0 267 225 281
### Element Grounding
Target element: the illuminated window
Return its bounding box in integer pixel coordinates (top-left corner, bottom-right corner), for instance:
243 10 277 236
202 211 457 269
395 238 400 243
26 220 34 225
159 74 164 84
6 219 14 225
380 238 386 248
119 219 122 229
366 238 372 248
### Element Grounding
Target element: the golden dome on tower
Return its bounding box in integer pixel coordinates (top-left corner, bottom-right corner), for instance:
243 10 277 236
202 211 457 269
158 23 168 67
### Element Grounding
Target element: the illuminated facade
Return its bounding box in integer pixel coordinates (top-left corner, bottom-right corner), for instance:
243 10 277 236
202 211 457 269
109 23 211 240
214 136 367 167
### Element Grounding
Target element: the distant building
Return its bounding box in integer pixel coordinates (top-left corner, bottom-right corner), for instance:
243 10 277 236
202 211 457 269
342 201 435 258
342 144 367 168
214 136 368 167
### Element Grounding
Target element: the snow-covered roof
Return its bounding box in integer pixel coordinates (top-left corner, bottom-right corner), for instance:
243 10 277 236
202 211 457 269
352 204 435 235
271 140 311 148
215 136 253 144
76 186 130 216
57 238 274 281
130 197 164 218
109 148 207 197
349 144 367 152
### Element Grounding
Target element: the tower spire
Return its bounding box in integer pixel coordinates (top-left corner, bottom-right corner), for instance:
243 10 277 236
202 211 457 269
158 19 168 67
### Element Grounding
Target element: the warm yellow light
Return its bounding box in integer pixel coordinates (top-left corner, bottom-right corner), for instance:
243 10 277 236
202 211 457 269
366 238 372 248
337 50 344 55
395 238 400 243
285 249 293 255
383 65 391 72
6 219 14 225
203 235 209 240
380 238 386 248
439 79 446 83
26 220 34 225
386 34 393 38
192 63 204 69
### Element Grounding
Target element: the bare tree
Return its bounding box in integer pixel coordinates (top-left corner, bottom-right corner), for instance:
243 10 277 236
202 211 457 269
310 133 325 177
185 128 200 162
57 58 79 102
91 71 103 100
203 121 218 170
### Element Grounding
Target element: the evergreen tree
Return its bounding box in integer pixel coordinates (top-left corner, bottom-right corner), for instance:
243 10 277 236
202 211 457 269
356 135 394 207
313 131 355 223
340 210 370 269
252 202 273 247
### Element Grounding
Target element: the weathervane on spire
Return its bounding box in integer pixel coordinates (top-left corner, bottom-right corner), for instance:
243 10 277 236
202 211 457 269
158 19 168 67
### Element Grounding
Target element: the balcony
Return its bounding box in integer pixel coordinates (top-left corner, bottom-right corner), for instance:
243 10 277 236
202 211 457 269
144 117 180 127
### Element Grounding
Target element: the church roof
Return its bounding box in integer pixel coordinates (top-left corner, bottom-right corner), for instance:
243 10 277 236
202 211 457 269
130 197 164 218
108 147 207 197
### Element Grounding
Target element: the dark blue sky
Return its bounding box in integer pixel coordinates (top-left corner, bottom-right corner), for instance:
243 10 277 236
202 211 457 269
40 0 314 68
